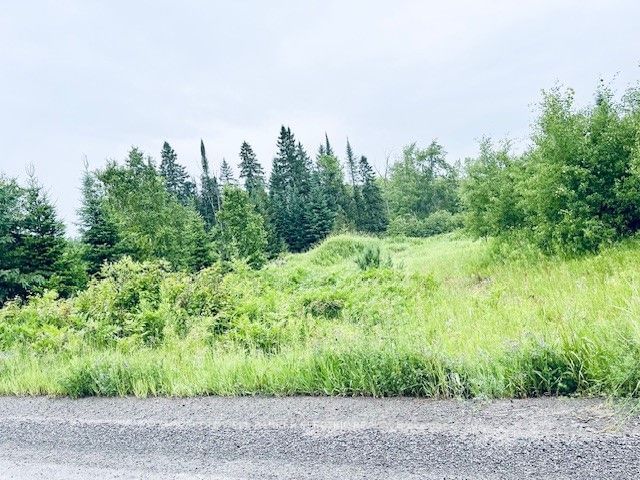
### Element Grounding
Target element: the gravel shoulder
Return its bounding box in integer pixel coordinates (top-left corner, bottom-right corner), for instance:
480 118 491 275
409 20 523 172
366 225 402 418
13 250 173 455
1 396 639 479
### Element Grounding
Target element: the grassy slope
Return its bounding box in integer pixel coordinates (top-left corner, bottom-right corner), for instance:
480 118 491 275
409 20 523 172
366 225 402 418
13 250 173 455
2 233 640 397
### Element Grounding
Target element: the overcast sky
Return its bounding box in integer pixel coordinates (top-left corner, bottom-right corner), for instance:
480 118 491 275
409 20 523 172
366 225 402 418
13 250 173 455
1 0 639 234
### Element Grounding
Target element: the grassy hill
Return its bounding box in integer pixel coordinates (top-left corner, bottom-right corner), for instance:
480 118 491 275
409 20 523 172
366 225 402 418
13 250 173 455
2 233 640 397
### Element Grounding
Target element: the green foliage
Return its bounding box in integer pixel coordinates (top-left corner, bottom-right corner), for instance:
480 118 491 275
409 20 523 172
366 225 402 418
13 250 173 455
78 168 121 273
214 186 268 268
357 156 388 233
355 245 391 270
385 141 460 230
269 127 318 252
4 234 640 397
219 158 236 185
0 174 79 303
97 147 211 271
315 153 348 230
461 138 525 239
388 210 463 237
198 140 221 230
159 141 196 205
47 241 89 297
462 83 640 254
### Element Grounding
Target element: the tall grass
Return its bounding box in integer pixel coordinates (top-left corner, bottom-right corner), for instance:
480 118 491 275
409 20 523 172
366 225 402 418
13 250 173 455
2 233 640 397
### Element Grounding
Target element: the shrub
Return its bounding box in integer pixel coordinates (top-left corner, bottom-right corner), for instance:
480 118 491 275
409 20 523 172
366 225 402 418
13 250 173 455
355 246 383 270
311 235 368 265
388 211 462 237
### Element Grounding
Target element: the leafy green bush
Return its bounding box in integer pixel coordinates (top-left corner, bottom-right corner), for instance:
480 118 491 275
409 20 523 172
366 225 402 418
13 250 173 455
0 291 74 352
462 84 640 255
388 211 462 237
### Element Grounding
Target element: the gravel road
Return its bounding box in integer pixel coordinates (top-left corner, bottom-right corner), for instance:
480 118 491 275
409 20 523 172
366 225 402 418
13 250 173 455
0 396 639 479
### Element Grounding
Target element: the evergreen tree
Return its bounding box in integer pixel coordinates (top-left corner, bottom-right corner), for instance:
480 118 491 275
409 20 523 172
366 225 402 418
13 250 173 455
238 141 266 196
269 127 320 252
306 171 335 244
345 138 363 228
159 141 195 205
358 156 388 233
345 138 359 186
0 177 25 302
78 167 120 274
219 158 236 185
316 152 348 230
8 172 70 299
269 126 296 248
17 174 67 280
198 140 221 229
324 133 334 157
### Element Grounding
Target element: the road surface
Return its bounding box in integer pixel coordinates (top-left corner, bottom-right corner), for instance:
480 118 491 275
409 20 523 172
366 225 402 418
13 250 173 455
0 396 639 479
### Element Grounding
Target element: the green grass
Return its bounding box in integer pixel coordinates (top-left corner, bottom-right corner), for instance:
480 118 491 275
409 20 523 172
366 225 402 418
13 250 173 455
3 233 640 397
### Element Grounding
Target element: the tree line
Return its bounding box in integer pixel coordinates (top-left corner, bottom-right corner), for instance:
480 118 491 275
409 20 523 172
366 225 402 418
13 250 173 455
2 80 640 304
0 126 391 303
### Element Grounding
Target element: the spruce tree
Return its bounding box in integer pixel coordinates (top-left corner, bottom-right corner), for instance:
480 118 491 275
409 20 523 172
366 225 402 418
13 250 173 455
239 141 266 196
324 133 334 156
198 140 221 229
269 127 320 252
316 152 348 227
219 158 236 185
12 173 67 296
288 142 314 251
78 167 120 274
317 144 326 159
307 171 335 245
358 155 388 233
0 177 24 302
269 126 296 248
159 141 195 205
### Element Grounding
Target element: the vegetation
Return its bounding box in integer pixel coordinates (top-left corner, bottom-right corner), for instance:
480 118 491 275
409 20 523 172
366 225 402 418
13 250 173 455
462 83 640 254
2 234 640 397
2 79 640 397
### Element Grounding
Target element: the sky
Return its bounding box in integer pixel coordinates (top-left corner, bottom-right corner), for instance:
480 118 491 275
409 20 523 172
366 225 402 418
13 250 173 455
1 0 639 234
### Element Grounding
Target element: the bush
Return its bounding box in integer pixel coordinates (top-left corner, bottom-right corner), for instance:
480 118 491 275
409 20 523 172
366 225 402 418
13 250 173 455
388 211 462 237
462 84 640 255
355 245 387 270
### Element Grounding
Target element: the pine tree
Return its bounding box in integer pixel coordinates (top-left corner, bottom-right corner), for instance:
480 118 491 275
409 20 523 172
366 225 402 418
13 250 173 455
159 141 195 205
239 141 265 196
78 167 120 274
288 142 314 251
269 126 296 248
316 152 348 226
345 138 359 186
324 133 334 157
307 171 335 245
0 177 24 303
11 172 68 297
219 158 236 185
198 140 221 229
358 155 388 233
269 127 318 252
